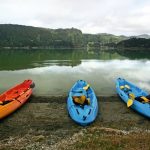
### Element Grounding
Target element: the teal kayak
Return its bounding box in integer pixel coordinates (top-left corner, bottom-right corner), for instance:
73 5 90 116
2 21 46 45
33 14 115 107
116 78 150 118
67 80 98 126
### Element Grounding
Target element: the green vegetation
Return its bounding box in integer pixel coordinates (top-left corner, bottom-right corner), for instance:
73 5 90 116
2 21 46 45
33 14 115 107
117 38 150 49
64 127 150 150
0 24 83 48
0 24 126 49
83 33 126 47
0 49 125 70
1 24 150 50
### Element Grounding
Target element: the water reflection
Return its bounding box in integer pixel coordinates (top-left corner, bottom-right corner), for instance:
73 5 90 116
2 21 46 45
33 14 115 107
117 50 150 59
0 59 150 96
0 49 125 70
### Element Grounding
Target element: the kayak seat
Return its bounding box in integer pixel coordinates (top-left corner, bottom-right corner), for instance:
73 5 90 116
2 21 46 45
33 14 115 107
72 96 90 106
135 95 150 103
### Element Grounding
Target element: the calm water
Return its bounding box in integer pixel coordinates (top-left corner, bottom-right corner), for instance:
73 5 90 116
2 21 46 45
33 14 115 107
0 49 150 96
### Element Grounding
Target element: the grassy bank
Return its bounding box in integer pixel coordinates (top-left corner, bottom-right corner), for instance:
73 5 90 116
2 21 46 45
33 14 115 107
0 95 149 150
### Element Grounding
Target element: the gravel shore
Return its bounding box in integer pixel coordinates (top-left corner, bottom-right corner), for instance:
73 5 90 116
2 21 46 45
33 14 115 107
0 95 149 150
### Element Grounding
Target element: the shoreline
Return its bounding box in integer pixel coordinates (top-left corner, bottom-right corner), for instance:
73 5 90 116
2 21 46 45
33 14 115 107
1 46 150 51
0 95 149 149
28 95 119 102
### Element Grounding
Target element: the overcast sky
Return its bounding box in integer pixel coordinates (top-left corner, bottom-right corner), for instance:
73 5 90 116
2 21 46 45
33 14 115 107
0 0 150 35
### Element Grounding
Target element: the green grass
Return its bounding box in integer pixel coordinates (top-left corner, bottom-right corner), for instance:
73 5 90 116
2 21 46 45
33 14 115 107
61 127 150 150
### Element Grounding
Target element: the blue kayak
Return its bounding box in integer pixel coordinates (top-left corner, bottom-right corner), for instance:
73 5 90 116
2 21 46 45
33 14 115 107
116 78 150 118
67 80 98 126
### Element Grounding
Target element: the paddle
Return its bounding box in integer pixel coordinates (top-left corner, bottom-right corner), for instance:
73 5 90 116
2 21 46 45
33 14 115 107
83 84 90 90
127 93 135 107
140 96 150 103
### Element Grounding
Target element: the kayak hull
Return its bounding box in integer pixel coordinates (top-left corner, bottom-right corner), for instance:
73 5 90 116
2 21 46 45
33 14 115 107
0 80 34 119
116 78 150 118
67 80 98 126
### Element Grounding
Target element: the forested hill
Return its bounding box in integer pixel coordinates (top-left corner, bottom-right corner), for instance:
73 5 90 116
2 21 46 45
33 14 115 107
117 38 150 48
0 24 126 48
0 24 83 48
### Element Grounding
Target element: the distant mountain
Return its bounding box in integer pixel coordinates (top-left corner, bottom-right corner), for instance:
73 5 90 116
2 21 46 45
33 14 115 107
131 34 150 39
136 34 150 39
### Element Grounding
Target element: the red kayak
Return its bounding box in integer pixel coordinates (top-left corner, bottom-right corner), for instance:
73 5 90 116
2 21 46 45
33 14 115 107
0 80 35 119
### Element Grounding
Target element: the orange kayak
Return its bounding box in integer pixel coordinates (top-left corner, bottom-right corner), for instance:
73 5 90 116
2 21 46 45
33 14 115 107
0 80 35 119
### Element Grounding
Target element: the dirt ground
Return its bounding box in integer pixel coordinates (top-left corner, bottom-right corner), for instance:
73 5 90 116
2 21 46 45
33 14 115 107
0 95 149 150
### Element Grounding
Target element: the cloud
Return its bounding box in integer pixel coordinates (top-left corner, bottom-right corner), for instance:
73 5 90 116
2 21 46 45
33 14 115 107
0 0 150 35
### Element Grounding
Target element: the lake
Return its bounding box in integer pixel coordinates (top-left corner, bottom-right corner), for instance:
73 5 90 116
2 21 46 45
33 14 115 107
0 49 150 96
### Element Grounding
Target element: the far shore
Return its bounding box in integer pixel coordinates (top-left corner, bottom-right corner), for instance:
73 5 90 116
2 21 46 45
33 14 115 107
1 46 150 52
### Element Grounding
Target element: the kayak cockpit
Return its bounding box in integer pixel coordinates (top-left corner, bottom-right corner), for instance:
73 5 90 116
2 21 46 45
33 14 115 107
117 78 149 102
